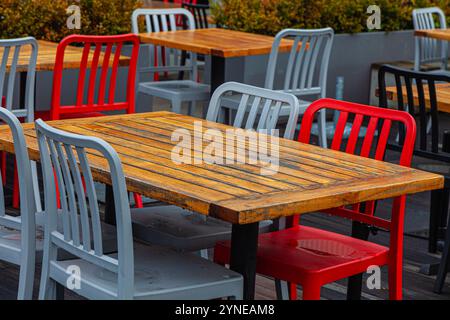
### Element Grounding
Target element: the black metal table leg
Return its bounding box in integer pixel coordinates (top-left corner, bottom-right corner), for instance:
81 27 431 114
104 185 116 225
347 220 370 300
229 222 259 300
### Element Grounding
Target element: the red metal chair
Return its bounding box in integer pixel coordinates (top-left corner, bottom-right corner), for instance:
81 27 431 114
35 34 143 208
214 98 416 300
36 34 139 121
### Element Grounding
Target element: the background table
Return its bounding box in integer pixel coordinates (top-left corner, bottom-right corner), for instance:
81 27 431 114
0 111 443 299
139 28 296 93
384 83 450 114
415 29 450 41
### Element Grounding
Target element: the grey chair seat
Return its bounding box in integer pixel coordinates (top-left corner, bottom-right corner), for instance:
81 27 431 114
131 205 273 251
427 69 450 77
50 242 243 300
139 80 210 101
0 212 117 265
221 93 311 117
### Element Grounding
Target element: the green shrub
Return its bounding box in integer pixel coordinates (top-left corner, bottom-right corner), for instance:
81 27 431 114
211 0 450 35
0 0 142 41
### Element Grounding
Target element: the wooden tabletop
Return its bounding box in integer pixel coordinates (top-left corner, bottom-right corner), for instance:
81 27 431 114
139 28 295 58
415 29 450 41
0 40 130 72
0 112 443 224
141 0 181 9
384 83 450 114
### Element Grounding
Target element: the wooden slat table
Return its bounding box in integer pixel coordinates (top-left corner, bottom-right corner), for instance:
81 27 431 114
0 40 130 72
384 83 450 114
139 28 296 93
0 111 443 299
415 29 450 41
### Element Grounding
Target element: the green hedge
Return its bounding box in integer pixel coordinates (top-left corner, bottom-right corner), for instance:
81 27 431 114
0 0 142 42
211 0 450 35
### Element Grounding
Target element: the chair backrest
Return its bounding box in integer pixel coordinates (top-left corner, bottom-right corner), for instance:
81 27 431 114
131 8 197 80
378 64 450 163
265 28 334 99
182 2 210 29
0 108 36 291
298 98 415 239
412 7 448 70
206 82 300 139
0 37 37 122
50 34 140 120
35 119 134 298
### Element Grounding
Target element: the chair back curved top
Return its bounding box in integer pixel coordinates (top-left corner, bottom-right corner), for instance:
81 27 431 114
0 107 36 299
412 7 448 70
50 34 140 120
378 64 450 163
206 82 300 139
36 119 134 298
132 8 198 80
0 37 37 122
265 28 334 100
181 2 209 29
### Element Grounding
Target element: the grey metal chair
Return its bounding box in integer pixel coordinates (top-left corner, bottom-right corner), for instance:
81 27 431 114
0 107 37 300
132 8 210 115
413 7 449 73
0 37 41 212
36 119 243 300
131 82 300 257
220 28 334 147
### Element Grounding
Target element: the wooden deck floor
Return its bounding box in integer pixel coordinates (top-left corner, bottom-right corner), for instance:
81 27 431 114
0 193 448 300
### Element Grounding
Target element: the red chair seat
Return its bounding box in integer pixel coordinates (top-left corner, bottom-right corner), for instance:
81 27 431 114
215 225 389 286
35 111 105 121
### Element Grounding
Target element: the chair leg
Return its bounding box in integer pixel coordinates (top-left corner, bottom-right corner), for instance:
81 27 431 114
430 189 443 253
188 101 195 116
317 109 327 148
434 202 450 293
1 151 6 186
388 263 403 300
17 257 35 300
172 99 182 114
13 160 19 209
133 193 143 209
302 282 321 300
438 189 450 241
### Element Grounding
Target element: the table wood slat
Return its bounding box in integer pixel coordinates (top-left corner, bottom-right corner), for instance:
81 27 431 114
415 29 450 41
384 83 450 114
138 28 295 58
0 112 443 224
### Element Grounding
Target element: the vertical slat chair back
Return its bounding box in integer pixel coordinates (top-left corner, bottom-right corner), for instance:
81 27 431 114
36 119 134 298
412 7 448 70
181 2 209 29
265 28 334 101
0 108 36 299
131 8 198 81
206 82 300 139
0 37 37 122
299 99 415 291
378 64 450 163
51 34 140 120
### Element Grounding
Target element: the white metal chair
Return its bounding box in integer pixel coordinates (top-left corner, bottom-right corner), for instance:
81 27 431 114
0 107 37 300
413 7 449 73
0 37 41 211
220 28 334 148
36 119 242 300
132 8 210 115
131 82 300 257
